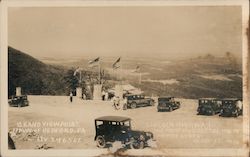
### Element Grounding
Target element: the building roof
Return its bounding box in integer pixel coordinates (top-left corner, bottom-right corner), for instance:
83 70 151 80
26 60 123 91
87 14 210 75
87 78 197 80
121 84 136 91
95 116 131 122
108 84 143 95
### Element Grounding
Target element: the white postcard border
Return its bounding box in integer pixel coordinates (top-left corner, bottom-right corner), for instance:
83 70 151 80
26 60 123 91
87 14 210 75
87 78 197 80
1 0 249 157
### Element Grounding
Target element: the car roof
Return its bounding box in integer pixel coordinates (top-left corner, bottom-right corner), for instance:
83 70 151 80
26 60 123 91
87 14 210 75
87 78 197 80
95 116 131 122
126 94 143 96
199 98 220 100
221 98 241 101
13 95 26 96
12 95 27 97
158 97 174 99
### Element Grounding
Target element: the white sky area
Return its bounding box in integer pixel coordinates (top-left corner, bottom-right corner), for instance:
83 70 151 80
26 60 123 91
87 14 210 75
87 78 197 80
8 6 242 59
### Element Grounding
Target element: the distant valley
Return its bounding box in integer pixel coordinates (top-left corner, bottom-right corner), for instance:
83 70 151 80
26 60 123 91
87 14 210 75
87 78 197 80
9 47 242 99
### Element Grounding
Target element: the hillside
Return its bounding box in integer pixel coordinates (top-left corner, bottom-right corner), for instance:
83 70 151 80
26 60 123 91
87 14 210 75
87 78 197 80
131 57 242 99
8 47 68 96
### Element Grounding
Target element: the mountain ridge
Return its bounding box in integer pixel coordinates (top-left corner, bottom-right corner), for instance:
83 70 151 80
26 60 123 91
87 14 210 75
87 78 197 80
8 47 68 96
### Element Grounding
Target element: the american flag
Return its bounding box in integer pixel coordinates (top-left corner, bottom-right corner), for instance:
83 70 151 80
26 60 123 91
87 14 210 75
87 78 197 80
73 67 81 76
112 57 121 69
88 57 100 67
133 65 140 72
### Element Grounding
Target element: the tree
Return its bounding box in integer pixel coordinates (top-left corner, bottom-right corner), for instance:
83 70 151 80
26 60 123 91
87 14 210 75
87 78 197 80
225 51 238 69
204 53 215 60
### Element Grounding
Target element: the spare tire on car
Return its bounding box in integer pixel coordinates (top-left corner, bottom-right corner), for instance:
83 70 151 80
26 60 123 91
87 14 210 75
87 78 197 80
96 136 106 148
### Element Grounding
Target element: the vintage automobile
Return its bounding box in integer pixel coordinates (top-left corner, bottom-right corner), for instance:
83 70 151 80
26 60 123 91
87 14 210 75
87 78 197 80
8 95 29 107
8 133 16 149
94 116 155 149
219 98 243 117
124 94 154 109
157 97 180 112
197 98 221 115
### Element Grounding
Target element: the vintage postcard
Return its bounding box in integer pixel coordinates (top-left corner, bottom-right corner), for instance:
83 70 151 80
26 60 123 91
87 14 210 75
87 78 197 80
0 0 249 157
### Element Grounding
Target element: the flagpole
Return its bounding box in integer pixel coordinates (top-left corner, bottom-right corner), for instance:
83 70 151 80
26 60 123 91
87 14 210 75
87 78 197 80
98 61 101 84
112 62 116 81
120 58 123 85
139 72 142 84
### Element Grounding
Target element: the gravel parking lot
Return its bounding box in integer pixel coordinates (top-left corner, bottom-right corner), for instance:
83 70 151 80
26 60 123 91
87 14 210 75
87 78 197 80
8 95 243 150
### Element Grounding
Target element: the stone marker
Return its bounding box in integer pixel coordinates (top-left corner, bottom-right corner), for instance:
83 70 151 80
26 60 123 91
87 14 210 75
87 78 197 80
76 87 82 98
93 84 102 100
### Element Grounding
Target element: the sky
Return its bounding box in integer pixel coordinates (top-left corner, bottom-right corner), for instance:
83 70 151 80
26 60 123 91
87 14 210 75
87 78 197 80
8 6 242 59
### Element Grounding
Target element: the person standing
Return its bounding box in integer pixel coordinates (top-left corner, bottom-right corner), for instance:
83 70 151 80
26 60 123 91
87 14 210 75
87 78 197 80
105 91 109 101
70 92 73 103
102 90 106 101
113 96 120 110
82 93 86 100
122 96 128 110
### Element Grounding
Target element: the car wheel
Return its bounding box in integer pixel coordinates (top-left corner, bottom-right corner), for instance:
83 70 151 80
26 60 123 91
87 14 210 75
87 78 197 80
130 139 144 149
130 102 137 109
211 111 215 115
240 110 243 115
219 110 223 116
123 104 127 110
169 107 173 112
96 136 106 148
234 111 239 117
150 100 154 106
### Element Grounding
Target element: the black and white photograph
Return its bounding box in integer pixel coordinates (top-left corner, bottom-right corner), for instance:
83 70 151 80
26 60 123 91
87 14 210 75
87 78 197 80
1 0 249 157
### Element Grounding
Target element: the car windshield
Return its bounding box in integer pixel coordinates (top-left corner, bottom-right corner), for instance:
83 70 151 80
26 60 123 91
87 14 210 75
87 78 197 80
200 103 213 108
122 121 131 128
222 103 235 109
204 104 213 107
138 95 144 99
96 120 131 129
222 100 236 107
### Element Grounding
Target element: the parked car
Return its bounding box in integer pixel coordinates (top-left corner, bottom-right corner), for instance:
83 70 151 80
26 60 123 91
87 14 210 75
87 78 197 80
8 95 29 107
157 97 180 112
124 94 154 109
197 98 221 115
8 133 16 149
220 98 242 117
94 116 155 149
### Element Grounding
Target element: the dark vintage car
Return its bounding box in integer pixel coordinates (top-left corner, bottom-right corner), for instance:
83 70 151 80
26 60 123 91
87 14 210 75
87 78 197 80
124 94 154 109
157 97 180 112
94 116 155 149
8 95 29 107
197 98 221 115
8 133 16 149
219 98 242 117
